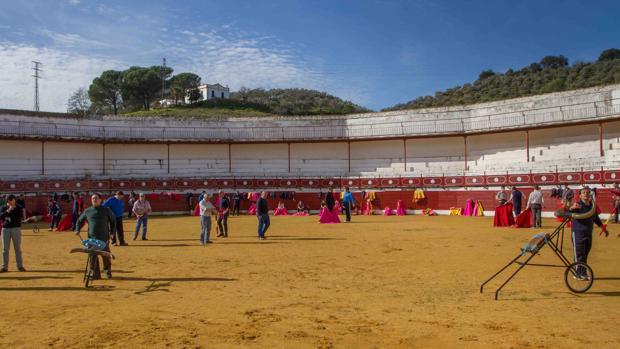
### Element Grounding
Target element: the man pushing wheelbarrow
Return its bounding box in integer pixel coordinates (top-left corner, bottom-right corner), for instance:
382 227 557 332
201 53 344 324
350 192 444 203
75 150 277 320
481 186 610 299
73 193 116 283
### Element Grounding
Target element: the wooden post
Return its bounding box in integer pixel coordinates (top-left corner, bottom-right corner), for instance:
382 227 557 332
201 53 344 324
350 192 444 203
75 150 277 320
463 136 467 171
348 141 351 173
228 144 232 173
102 143 106 176
599 123 604 157
525 130 530 162
41 141 45 176
403 138 407 172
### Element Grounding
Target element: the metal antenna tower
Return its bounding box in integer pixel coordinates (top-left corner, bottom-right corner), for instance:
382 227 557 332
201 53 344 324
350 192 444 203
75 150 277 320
32 61 42 111
161 57 167 102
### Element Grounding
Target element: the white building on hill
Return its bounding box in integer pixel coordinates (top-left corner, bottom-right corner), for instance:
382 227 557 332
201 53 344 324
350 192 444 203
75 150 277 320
184 83 230 103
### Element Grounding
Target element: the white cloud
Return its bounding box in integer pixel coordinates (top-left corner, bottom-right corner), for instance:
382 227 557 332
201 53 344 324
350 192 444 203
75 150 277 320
39 29 110 48
0 43 122 112
162 29 328 93
67 0 81 5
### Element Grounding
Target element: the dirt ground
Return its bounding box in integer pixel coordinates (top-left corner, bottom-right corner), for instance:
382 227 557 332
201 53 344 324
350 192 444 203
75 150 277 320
0 214 619 348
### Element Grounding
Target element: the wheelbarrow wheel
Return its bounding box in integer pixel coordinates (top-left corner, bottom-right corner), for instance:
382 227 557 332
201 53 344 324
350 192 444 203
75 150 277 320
564 262 594 293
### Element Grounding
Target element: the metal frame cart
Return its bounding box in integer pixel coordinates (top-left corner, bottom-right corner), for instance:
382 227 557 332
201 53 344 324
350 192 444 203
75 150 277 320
480 211 594 300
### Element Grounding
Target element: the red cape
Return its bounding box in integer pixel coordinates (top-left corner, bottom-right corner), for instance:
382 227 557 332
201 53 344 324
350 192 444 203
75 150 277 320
494 203 515 227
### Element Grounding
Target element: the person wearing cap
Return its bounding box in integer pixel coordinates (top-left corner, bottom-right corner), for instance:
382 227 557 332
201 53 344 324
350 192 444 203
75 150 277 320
132 193 152 240
104 191 128 246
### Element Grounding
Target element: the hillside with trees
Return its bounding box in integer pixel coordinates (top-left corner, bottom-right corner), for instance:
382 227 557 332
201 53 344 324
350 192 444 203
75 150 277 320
78 65 368 117
384 48 620 111
230 88 369 115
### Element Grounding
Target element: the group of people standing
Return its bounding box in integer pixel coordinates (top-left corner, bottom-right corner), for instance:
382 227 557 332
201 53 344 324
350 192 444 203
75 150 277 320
497 184 583 229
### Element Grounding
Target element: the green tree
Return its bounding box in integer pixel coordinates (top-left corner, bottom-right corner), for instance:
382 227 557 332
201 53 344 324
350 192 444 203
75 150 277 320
478 70 496 80
121 66 173 111
539 55 568 69
88 70 122 115
384 48 620 111
598 48 620 62
170 72 201 104
188 88 202 103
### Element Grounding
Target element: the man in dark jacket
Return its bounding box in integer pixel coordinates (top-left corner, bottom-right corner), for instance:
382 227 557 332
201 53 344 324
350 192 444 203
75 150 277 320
232 191 242 216
71 192 84 230
76 193 117 279
217 191 230 237
1 195 26 272
569 187 608 279
48 197 62 231
325 188 335 212
256 191 270 240
509 187 523 216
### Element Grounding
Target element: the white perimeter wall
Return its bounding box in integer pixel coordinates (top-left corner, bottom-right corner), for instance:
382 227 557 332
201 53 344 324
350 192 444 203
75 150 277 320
105 144 168 177
3 123 620 179
351 140 404 175
468 131 527 174
290 142 348 176
45 142 103 177
406 137 464 175
231 144 288 176
0 140 42 176
169 144 229 176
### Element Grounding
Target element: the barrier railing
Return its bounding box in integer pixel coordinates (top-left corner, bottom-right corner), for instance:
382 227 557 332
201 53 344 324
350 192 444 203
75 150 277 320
1 101 619 142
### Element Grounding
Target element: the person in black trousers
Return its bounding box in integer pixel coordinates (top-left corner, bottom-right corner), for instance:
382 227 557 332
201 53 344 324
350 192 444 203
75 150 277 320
509 187 523 216
232 191 241 216
256 191 270 240
569 187 608 279
325 188 335 212
48 198 62 231
217 191 230 237
342 187 355 222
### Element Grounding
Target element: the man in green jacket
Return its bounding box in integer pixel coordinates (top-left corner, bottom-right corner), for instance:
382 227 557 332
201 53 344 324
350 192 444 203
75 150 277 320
76 193 116 279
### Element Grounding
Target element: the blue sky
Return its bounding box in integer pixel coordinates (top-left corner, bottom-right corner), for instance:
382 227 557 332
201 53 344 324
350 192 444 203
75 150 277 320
0 0 619 112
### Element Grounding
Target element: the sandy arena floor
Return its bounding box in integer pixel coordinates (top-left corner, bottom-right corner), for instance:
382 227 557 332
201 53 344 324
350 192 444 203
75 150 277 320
0 214 619 348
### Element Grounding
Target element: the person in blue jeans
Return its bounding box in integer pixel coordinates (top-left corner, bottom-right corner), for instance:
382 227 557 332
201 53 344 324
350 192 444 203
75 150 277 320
1 195 26 272
342 187 355 222
132 193 152 240
256 191 270 240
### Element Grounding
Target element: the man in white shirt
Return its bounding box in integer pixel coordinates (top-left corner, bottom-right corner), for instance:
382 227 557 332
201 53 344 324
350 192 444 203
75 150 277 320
526 186 545 228
199 193 216 245
132 193 152 240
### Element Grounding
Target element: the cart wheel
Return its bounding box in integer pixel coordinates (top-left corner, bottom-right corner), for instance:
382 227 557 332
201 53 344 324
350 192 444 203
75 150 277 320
33 226 40 233
564 262 594 293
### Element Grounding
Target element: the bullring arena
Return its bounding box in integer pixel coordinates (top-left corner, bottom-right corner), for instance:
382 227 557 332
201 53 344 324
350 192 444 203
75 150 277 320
1 85 620 348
